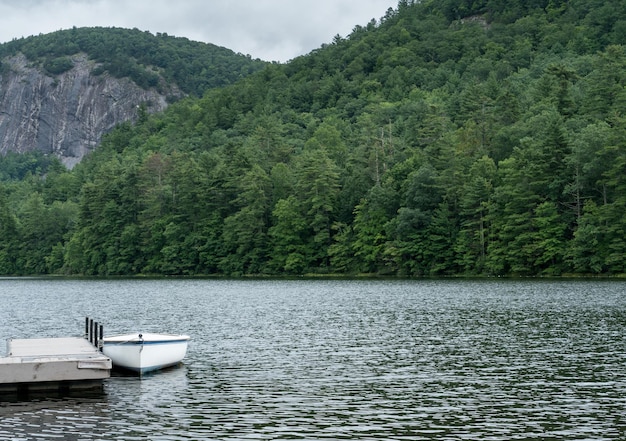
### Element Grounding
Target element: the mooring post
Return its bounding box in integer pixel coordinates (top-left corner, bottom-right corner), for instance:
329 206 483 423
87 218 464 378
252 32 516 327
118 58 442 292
84 317 104 349
98 323 104 351
94 321 99 348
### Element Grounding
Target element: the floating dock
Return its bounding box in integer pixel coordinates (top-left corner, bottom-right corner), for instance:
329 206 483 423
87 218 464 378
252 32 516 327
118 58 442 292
0 323 112 397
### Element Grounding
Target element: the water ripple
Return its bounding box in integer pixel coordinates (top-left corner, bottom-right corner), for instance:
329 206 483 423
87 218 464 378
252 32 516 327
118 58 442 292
0 279 625 439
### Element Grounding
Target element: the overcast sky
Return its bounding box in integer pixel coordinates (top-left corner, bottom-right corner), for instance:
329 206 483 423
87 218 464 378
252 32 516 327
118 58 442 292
0 0 398 62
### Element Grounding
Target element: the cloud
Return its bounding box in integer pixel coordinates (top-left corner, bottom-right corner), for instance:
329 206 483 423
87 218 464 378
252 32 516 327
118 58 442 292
0 0 397 62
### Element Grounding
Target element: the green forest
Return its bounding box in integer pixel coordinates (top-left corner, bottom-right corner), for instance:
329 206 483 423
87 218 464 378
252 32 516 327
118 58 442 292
0 26 267 96
1 0 626 277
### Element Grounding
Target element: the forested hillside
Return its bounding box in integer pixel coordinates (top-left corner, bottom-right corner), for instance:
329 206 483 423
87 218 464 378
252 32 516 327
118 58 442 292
0 27 267 96
1 0 626 277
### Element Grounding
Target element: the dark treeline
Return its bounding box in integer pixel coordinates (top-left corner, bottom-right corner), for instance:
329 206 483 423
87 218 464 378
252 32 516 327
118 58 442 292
1 0 626 276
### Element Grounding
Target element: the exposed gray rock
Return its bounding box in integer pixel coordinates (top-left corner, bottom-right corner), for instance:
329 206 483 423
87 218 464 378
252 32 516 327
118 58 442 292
0 53 178 168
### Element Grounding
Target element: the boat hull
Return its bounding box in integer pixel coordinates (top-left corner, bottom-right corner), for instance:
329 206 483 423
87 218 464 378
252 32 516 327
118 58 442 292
102 333 190 374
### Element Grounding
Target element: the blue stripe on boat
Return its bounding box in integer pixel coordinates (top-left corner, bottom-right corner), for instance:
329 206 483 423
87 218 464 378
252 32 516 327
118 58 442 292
104 339 188 345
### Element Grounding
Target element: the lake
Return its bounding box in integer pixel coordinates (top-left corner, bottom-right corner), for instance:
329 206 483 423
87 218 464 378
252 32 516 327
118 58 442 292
0 278 624 440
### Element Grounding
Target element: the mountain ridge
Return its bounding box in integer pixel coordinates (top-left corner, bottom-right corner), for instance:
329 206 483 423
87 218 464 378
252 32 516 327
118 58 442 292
0 27 267 166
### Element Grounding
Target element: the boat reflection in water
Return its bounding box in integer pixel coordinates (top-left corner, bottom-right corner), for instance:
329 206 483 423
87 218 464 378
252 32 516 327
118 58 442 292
102 333 190 375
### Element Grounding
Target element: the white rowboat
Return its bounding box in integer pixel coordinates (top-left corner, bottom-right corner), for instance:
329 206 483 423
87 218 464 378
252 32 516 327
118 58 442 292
102 333 190 374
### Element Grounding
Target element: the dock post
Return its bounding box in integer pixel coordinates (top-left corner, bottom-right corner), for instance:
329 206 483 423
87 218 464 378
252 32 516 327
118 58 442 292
84 317 104 350
93 321 98 348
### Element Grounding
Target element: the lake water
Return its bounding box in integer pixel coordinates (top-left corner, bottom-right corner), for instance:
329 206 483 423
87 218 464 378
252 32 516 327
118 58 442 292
0 278 625 440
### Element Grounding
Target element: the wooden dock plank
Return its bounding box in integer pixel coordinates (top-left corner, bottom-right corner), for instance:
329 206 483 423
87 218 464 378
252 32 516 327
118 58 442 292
0 337 111 390
7 337 101 357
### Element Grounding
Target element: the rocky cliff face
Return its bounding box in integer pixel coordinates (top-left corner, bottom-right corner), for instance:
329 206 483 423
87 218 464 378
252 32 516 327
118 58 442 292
0 53 178 168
